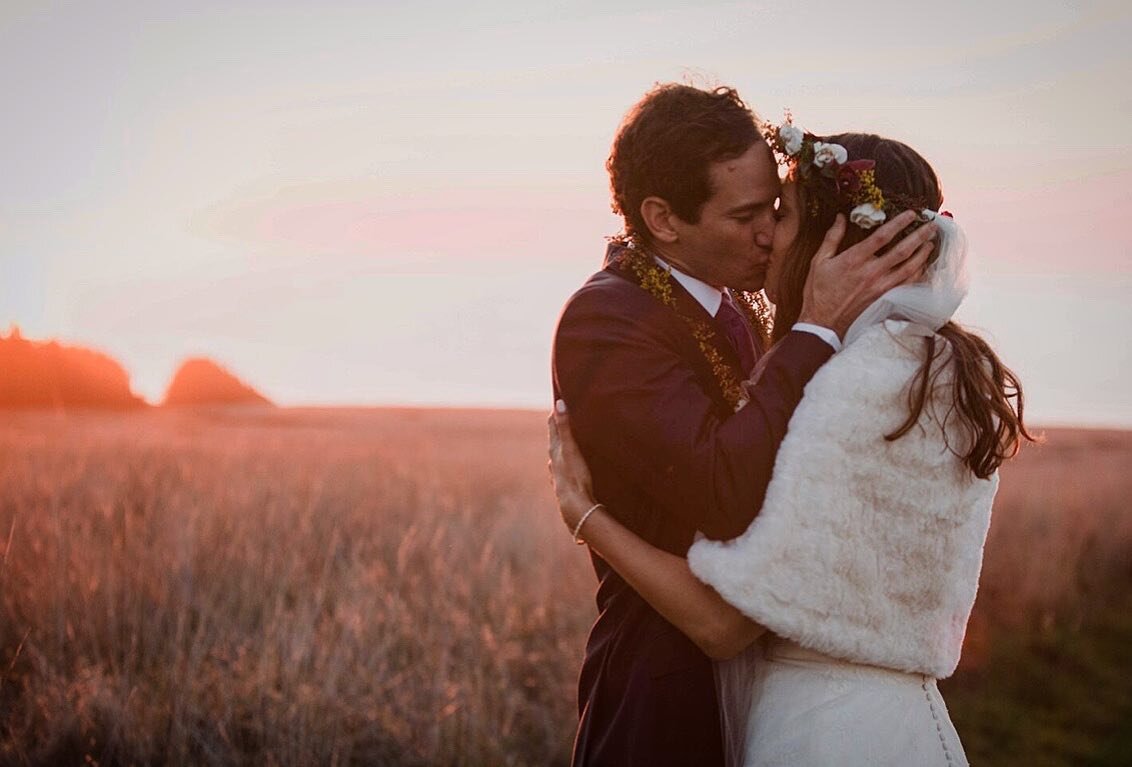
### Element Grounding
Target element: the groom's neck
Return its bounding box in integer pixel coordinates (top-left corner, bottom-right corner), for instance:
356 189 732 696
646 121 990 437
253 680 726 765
650 245 722 290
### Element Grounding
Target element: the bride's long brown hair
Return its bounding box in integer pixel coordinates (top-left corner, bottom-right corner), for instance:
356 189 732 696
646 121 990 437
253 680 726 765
771 133 1033 478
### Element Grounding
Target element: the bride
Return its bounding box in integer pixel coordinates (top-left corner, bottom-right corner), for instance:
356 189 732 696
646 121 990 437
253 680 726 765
548 126 1032 766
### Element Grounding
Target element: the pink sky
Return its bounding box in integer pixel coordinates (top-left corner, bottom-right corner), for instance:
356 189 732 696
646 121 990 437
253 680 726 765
2 1 1130 426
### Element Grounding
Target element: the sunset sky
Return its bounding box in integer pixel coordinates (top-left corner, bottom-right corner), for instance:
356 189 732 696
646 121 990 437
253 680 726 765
3 0 1130 426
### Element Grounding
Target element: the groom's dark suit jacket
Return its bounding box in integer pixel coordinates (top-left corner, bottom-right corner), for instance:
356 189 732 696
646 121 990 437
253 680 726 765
552 252 834 766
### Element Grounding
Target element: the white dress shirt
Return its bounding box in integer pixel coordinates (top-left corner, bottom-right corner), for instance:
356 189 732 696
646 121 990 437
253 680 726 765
655 257 841 352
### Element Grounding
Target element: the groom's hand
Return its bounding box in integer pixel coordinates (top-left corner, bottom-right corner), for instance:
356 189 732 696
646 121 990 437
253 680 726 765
797 211 937 340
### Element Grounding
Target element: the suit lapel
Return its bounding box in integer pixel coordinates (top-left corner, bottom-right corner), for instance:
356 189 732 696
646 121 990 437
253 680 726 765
602 258 749 409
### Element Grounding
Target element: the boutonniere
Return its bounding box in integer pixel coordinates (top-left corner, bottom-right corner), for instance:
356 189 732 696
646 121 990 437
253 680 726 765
611 240 772 412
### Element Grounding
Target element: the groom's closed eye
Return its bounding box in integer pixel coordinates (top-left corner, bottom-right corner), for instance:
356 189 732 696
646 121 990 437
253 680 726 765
726 202 773 222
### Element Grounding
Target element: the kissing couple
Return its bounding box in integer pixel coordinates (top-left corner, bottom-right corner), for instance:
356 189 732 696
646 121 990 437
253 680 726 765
548 83 1031 766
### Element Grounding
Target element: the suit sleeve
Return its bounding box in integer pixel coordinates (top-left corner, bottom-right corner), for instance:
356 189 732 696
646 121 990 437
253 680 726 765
553 282 833 541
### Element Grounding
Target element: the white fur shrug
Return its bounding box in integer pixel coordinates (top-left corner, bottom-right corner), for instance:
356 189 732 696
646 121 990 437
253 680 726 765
688 320 997 679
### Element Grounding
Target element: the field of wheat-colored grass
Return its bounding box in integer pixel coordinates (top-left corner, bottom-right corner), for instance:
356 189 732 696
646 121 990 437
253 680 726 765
1 408 1129 766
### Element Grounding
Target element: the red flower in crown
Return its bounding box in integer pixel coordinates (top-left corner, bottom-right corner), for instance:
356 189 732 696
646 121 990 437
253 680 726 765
836 159 876 198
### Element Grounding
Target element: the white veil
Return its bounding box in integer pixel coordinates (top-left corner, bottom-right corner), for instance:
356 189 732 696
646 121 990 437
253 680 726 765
843 210 968 346
714 641 761 767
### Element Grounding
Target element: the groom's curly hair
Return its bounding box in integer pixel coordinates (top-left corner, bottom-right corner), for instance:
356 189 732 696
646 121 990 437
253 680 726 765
607 84 762 245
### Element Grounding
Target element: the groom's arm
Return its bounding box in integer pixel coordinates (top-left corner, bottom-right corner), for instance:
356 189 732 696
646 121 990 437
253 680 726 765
553 278 833 541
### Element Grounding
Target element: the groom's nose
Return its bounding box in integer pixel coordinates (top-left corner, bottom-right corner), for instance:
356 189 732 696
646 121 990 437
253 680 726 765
754 210 775 247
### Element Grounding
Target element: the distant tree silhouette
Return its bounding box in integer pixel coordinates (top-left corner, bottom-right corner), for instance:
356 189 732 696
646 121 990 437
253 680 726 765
0 326 147 409
162 357 272 407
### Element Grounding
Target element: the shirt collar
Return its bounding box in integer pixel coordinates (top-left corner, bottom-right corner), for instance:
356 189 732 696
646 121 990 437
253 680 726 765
653 256 724 317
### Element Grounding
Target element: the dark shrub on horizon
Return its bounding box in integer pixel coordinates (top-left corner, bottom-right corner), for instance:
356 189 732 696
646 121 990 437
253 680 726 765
162 357 272 407
0 326 146 409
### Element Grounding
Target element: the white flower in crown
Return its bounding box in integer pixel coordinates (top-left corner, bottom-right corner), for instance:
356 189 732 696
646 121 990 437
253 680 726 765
779 122 804 156
812 142 848 172
850 203 886 229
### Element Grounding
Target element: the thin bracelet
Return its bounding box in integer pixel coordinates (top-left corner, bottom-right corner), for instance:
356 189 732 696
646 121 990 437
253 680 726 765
573 502 604 545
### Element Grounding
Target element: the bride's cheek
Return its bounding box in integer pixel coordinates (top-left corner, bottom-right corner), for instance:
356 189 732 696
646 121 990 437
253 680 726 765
764 270 779 304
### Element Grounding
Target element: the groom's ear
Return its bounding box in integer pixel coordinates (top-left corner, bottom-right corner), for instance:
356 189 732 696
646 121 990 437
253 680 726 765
640 197 680 244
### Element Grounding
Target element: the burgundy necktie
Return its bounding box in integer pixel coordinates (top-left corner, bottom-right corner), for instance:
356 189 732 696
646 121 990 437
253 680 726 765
717 293 758 375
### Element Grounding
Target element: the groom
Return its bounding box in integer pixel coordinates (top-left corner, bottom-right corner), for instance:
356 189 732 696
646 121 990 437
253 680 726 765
552 83 934 765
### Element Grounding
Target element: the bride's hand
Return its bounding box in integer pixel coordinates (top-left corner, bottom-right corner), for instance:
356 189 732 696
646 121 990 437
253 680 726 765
547 401 598 532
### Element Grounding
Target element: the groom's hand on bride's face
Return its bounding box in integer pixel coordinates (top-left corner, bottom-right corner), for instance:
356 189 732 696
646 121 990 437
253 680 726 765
797 211 938 340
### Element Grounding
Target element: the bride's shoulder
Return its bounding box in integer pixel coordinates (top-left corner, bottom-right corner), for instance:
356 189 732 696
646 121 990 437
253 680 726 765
817 321 926 382
795 321 954 427
845 319 934 356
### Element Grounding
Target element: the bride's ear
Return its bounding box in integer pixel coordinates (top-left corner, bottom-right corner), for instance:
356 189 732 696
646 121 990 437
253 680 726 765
640 197 680 244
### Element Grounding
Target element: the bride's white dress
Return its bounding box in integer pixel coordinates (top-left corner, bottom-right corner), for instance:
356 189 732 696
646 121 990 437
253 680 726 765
716 637 968 767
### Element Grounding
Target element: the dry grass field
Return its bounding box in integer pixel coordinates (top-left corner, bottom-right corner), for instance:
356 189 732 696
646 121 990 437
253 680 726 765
0 407 1129 766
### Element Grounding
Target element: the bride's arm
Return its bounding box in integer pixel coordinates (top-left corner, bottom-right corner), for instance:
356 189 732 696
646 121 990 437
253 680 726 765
572 502 765 660
549 407 765 660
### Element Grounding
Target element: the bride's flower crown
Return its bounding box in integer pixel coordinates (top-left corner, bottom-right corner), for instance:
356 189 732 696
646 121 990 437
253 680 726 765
766 115 895 230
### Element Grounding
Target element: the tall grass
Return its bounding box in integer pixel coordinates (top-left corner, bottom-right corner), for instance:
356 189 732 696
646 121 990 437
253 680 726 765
0 409 1129 765
0 408 592 766
974 429 1132 630
941 428 1132 766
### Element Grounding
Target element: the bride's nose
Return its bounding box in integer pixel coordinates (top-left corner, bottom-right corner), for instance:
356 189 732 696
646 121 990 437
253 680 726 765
755 229 773 250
